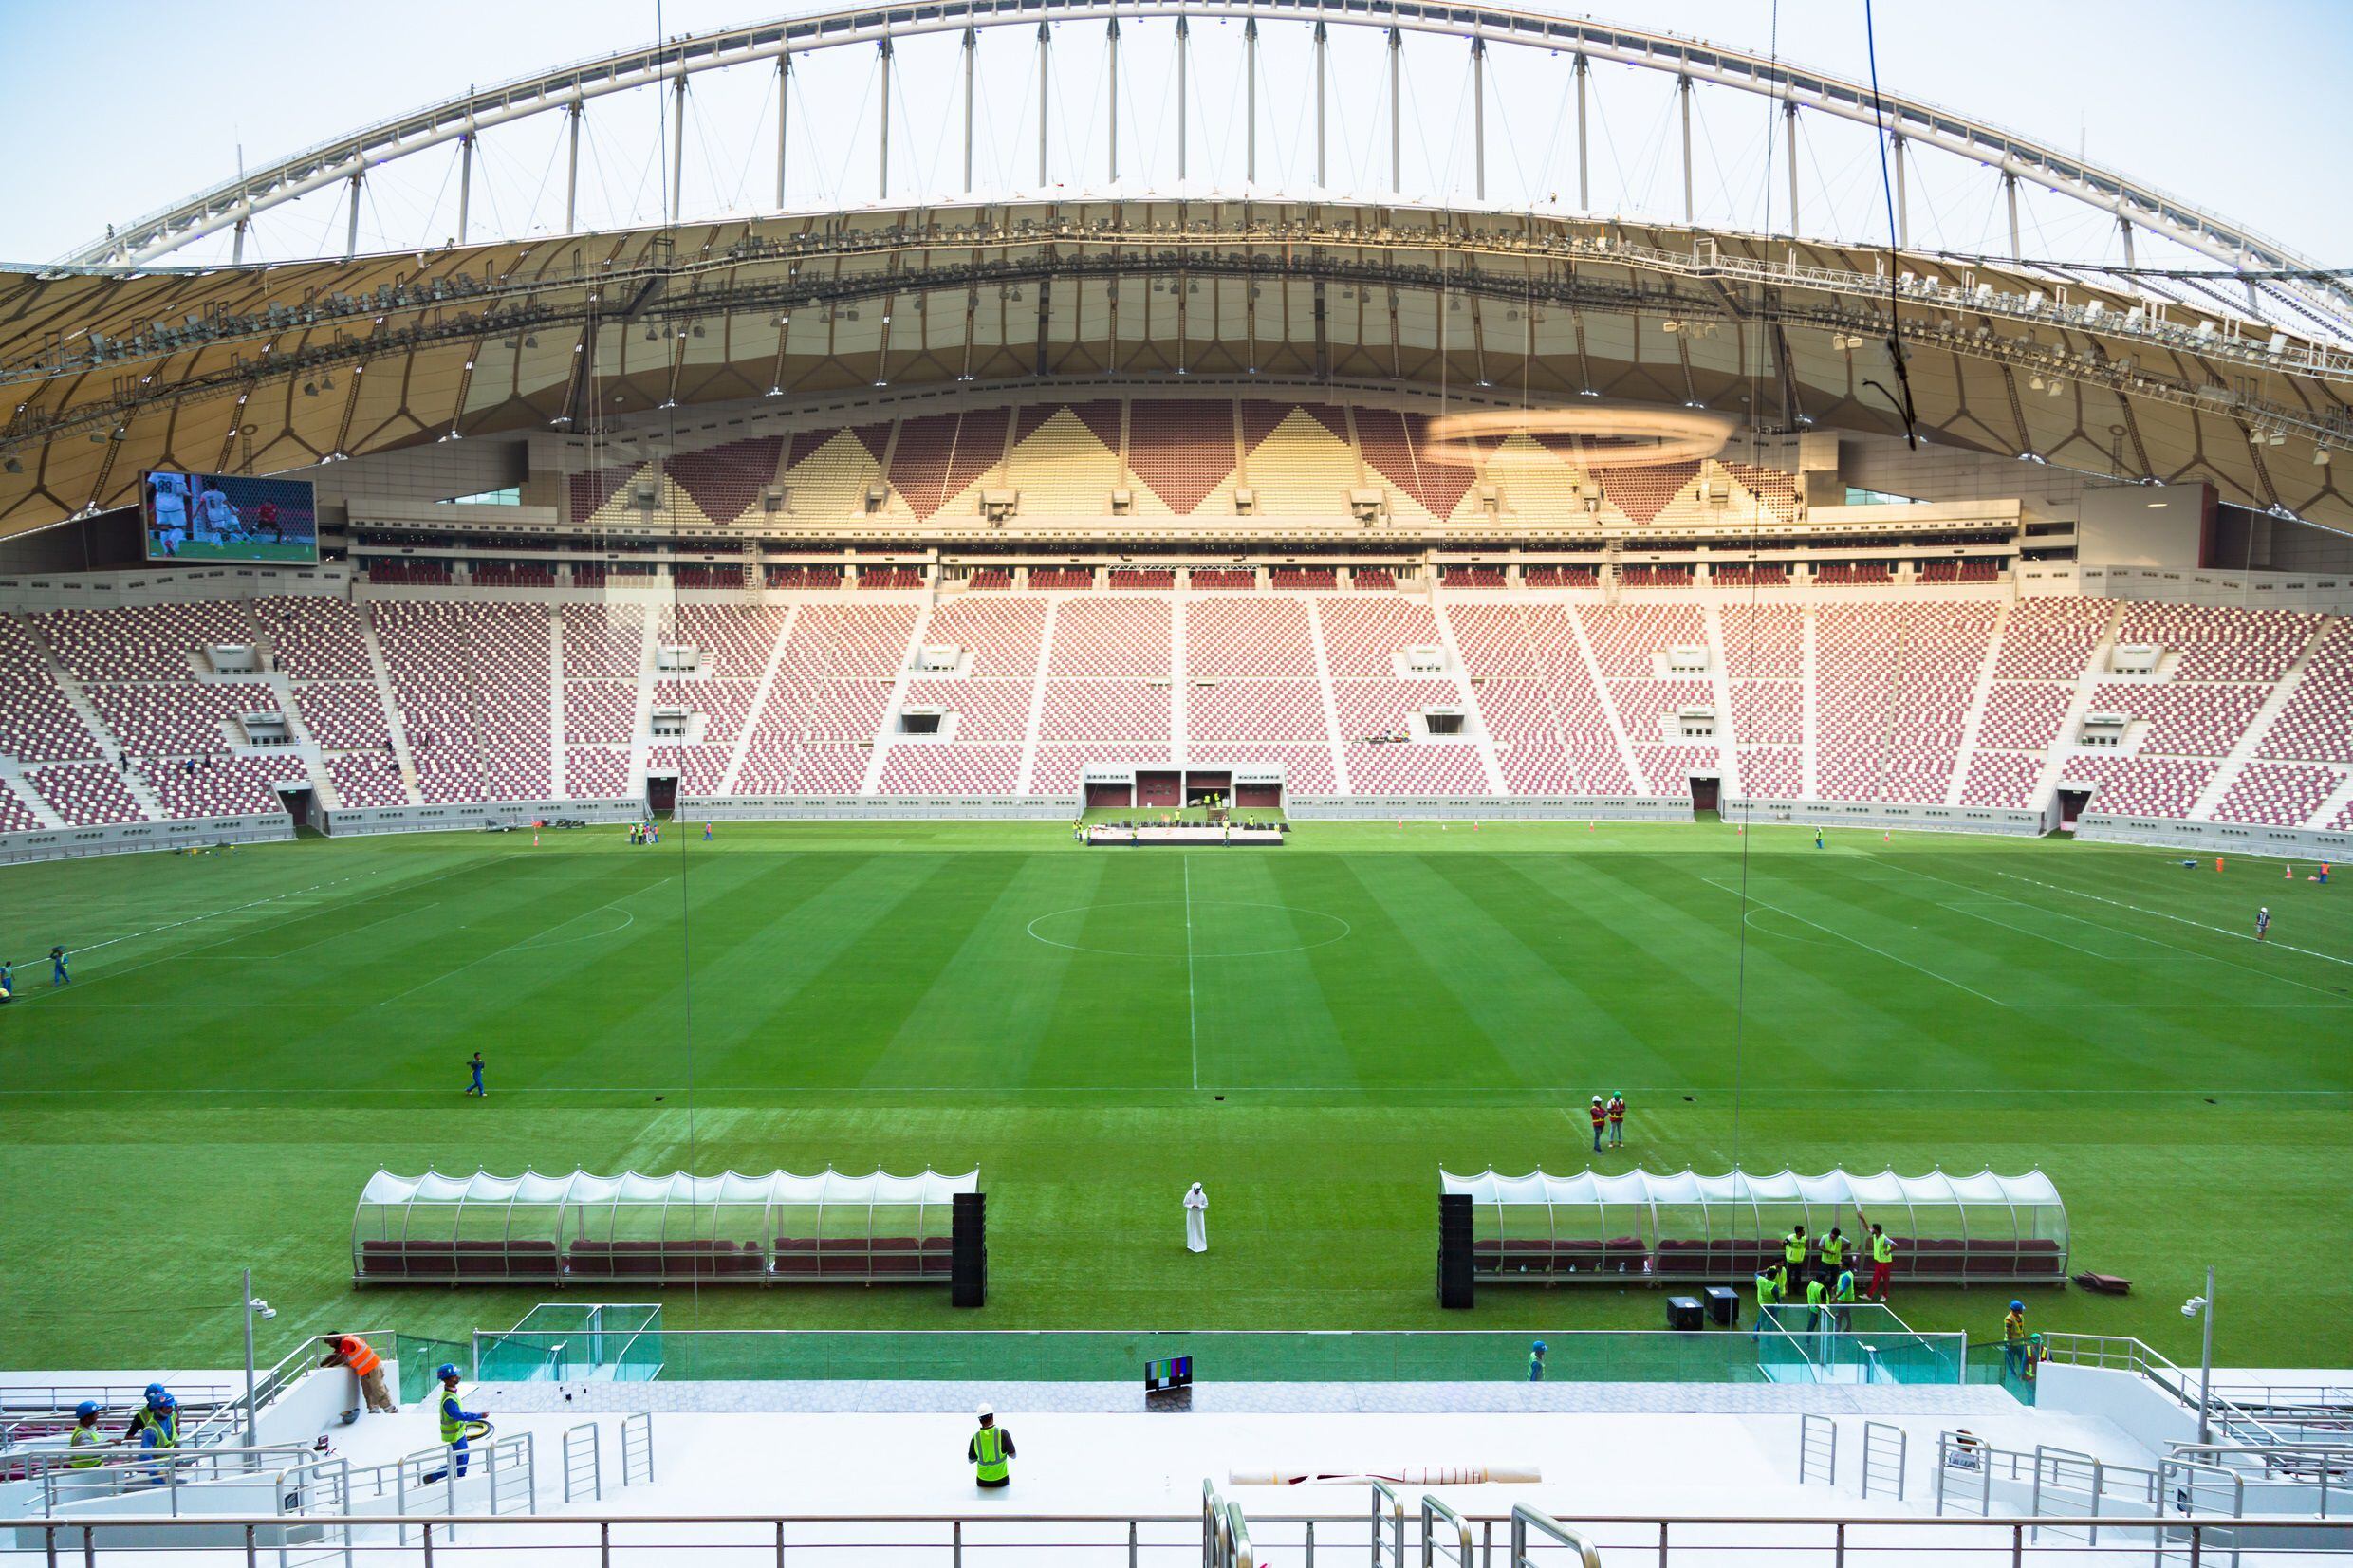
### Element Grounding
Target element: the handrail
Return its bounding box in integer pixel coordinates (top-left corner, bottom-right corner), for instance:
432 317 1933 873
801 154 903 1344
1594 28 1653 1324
1370 1479 1406 1568
1420 1494 1474 1567
1510 1505 1603 1568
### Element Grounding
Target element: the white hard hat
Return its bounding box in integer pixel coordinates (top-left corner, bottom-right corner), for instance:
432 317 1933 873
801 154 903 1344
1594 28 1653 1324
975 1404 993 1420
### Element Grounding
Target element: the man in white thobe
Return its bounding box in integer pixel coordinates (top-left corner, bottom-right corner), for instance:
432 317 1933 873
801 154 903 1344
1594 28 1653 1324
1183 1183 1209 1253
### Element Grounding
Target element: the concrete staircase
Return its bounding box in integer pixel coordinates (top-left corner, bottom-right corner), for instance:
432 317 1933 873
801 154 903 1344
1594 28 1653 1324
1943 602 2011 806
356 607 423 803
1011 599 1062 797
1428 598 1510 795
859 600 938 796
0 758 65 828
1304 596 1351 795
1566 605 1645 793
720 605 801 795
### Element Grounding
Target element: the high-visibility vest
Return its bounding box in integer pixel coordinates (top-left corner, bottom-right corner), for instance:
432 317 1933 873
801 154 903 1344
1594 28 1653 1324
335 1336 381 1377
2004 1312 2026 1343
1783 1232 1806 1264
1820 1235 1846 1267
1872 1233 1894 1264
137 1408 177 1449
68 1427 103 1467
972 1426 1009 1483
1528 1353 1544 1382
438 1388 470 1444
1836 1272 1857 1302
1754 1271 1780 1305
1805 1279 1826 1306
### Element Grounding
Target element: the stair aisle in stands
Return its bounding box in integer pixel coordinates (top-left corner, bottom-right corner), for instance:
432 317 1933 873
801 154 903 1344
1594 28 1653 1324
1800 607 1820 798
2029 602 2128 806
1698 604 1741 800
1304 596 1350 796
1167 582 1189 769
547 610 568 799
1943 601 2012 806
0 757 65 828
1012 599 1062 797
627 606 658 800
33 618 166 821
859 599 940 796
1428 598 1510 795
2184 617 2331 821
359 603 422 803
720 605 802 795
1566 605 1646 794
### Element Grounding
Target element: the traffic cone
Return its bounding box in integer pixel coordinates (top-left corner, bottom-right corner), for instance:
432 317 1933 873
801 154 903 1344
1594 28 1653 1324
2216 857 2226 873
2287 862 2295 880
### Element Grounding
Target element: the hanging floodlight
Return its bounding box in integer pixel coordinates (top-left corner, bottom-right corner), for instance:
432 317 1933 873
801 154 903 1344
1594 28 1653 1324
1423 402 1737 470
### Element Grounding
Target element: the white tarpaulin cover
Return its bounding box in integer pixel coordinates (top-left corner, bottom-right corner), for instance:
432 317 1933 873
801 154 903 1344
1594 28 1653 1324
1439 1167 2060 1208
361 1167 980 1206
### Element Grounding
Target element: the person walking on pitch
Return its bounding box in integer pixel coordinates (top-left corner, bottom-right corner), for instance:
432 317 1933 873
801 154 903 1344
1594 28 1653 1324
464 1052 486 1097
1528 1340 1547 1382
49 945 69 986
969 1406 1014 1489
2256 906 2271 940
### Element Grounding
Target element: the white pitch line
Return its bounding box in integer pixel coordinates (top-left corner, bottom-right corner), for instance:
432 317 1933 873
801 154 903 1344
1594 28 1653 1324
1866 858 2343 999
58 869 391 957
1989 867 2353 969
372 896 631 1006
1183 853 1199 1090
1702 876 2010 1006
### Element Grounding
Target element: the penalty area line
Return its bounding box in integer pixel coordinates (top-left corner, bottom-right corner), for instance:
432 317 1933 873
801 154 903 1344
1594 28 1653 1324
1701 876 2010 1006
1990 868 2352 969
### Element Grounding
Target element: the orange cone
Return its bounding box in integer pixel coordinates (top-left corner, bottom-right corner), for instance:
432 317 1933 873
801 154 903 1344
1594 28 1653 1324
2216 857 2226 873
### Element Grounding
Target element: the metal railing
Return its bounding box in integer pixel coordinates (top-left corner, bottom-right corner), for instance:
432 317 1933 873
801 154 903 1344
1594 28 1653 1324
12 1507 2353 1568
33 1447 323 1512
1421 1495 1473 1567
1862 1420 1908 1503
562 1424 601 1504
1799 1413 1838 1486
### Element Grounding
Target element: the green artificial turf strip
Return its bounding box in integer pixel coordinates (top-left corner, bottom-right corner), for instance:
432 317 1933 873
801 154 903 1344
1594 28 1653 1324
0 821 2344 1374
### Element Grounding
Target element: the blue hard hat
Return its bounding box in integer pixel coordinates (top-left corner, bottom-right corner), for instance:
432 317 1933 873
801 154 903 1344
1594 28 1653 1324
144 1384 164 1404
76 1401 99 1419
436 1363 460 1382
1532 1340 1547 1353
156 1393 176 1410
2010 1300 2025 1312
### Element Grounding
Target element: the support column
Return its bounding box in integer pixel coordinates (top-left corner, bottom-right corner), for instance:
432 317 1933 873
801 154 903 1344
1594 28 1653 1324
1036 22 1051 189
2118 214 2135 269
775 56 790 210
1892 132 1909 249
1678 76 1695 225
1784 100 1800 237
1105 20 1121 183
233 211 249 266
456 129 474 245
1471 37 1486 202
568 101 584 231
1389 27 1403 194
1575 55 1590 210
960 31 975 194
2005 171 2021 261
344 170 362 261
1314 21 1328 186
1176 17 1190 181
879 37 894 201
669 75 688 226
1245 18 1259 183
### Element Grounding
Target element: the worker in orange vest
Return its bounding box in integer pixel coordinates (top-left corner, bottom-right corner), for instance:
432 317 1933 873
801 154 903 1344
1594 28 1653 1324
319 1333 398 1416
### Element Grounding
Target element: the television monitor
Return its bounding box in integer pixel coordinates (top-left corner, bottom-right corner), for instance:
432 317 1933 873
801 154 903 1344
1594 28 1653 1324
1144 1355 1192 1394
142 470 319 564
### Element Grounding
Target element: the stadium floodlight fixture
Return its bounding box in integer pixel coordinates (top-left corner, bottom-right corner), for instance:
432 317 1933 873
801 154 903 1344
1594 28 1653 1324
2314 447 2329 466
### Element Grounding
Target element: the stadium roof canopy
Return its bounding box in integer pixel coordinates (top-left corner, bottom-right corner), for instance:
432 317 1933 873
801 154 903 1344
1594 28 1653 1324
5 0 2348 537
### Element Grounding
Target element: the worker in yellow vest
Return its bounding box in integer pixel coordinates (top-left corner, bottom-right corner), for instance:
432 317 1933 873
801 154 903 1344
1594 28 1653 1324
969 1406 1015 1489
1819 1227 1847 1273
67 1402 107 1467
2002 1301 2030 1379
1782 1225 1808 1272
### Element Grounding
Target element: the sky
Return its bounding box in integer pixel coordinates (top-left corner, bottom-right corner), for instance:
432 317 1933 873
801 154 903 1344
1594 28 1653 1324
2 0 2348 267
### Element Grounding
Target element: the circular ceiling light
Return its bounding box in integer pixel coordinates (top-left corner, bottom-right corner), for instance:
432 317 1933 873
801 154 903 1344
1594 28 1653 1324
1422 402 1739 469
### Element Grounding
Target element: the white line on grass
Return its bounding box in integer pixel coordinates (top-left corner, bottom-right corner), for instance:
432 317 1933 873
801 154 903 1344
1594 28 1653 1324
1990 867 2352 969
1183 854 1199 1090
1701 876 2010 1006
1870 858 2344 997
62 869 392 957
372 895 637 1005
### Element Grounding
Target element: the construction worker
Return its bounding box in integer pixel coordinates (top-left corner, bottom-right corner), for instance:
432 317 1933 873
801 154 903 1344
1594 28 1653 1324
1782 1224 1808 1273
1605 1092 1627 1148
969 1405 1014 1489
1833 1266 1859 1332
422 1365 486 1482
67 1401 106 1467
1864 1222 1896 1301
1819 1227 1846 1275
1587 1095 1607 1152
1751 1264 1785 1341
2003 1301 2029 1379
320 1333 398 1414
1528 1340 1547 1382
132 1390 178 1449
2023 1332 2047 1383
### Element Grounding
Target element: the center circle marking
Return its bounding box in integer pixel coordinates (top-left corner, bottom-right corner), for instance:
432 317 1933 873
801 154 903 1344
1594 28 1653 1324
1025 900 1354 958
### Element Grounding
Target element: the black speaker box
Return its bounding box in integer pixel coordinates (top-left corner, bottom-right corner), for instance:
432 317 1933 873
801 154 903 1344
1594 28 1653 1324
952 1190 987 1308
1437 1192 1474 1309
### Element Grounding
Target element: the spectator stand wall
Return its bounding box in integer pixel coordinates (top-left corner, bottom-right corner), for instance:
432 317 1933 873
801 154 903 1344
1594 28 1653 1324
2072 814 2352 861
1439 1167 2067 1286
1720 798 2056 838
352 1168 979 1287
683 794 1080 821
0 812 294 867
322 799 645 837
1287 795 1693 821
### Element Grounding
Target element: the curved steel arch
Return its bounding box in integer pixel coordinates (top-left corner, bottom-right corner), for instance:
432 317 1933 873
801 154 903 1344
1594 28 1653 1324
66 0 2348 334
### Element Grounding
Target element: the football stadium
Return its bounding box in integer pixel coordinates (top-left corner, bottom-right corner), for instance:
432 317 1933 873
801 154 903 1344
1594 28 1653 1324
1 1 2349 1560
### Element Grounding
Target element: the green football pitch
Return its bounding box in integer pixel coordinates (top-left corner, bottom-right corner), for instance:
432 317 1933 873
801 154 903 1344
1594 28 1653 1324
2 821 2346 1373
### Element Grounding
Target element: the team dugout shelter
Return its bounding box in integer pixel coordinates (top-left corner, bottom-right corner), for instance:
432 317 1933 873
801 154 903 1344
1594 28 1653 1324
353 1168 981 1288
1440 1167 2068 1285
